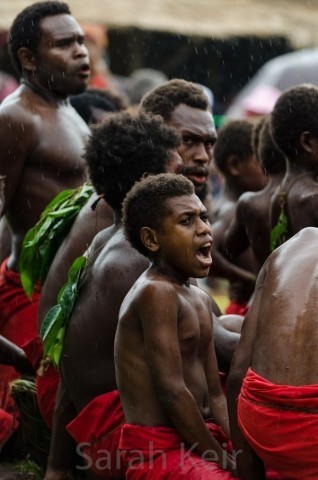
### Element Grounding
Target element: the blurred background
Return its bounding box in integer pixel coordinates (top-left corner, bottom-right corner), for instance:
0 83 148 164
2 0 318 121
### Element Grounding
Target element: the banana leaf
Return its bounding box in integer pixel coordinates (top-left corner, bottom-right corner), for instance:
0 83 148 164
19 183 94 297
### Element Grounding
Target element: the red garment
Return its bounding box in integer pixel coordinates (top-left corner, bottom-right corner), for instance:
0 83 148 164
119 422 235 479
67 389 125 479
22 335 60 430
0 259 40 444
224 301 249 316
238 368 318 480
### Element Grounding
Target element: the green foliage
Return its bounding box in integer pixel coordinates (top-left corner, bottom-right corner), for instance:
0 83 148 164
40 255 87 368
270 211 289 252
19 183 94 297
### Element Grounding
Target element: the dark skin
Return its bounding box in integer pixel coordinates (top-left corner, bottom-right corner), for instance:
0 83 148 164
0 13 90 270
224 170 285 273
270 131 318 236
210 153 266 303
115 194 236 474
0 335 35 376
227 226 318 479
38 193 113 329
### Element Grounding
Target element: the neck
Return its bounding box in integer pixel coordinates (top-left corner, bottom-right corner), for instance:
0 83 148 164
21 78 68 106
151 261 190 288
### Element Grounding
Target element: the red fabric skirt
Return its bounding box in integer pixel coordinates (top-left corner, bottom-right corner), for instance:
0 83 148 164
67 389 125 479
0 259 40 445
119 422 235 479
238 368 318 480
224 301 249 316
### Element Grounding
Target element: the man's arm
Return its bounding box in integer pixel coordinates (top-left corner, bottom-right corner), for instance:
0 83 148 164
213 313 240 374
226 266 267 480
0 104 37 215
44 381 77 480
0 335 35 375
223 201 250 262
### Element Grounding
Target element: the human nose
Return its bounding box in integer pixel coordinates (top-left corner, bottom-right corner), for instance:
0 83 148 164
74 42 88 58
197 217 212 236
193 143 210 165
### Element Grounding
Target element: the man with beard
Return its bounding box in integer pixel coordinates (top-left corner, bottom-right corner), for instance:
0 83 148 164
140 78 217 216
0 1 90 451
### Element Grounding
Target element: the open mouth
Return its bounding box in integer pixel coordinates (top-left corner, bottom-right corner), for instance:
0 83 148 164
188 173 207 185
196 244 212 268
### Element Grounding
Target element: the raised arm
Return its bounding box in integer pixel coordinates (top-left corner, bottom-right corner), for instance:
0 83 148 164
0 335 35 375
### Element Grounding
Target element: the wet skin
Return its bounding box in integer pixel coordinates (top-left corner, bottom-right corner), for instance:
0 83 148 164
168 104 217 198
0 13 90 270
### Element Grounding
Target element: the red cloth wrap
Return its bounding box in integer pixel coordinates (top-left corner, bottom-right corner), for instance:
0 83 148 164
238 368 318 480
224 301 249 316
66 389 125 478
119 422 235 479
0 259 40 444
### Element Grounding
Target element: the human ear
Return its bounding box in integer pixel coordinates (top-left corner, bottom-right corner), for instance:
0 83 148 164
227 154 241 176
140 227 160 253
299 131 314 154
18 47 37 73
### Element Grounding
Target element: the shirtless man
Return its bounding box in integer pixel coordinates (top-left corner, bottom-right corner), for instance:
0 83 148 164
140 78 217 215
44 112 182 480
270 84 318 249
224 115 286 273
0 0 90 451
115 173 236 479
211 120 266 314
227 227 318 480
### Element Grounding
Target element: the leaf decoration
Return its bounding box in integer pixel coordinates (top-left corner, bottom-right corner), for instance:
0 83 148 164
40 255 87 368
19 183 94 297
270 211 289 252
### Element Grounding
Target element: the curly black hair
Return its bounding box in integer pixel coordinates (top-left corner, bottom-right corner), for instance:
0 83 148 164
70 88 126 125
213 120 254 173
85 112 180 210
258 116 286 174
140 78 210 121
8 1 71 75
271 84 318 159
122 173 194 257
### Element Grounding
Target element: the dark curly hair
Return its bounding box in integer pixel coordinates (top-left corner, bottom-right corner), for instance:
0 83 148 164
85 112 180 210
140 78 210 121
70 88 126 125
258 116 286 174
122 173 194 257
213 120 254 173
8 1 71 75
252 116 267 161
271 84 318 159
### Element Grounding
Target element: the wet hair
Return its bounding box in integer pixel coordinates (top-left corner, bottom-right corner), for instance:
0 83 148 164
258 116 286 174
123 173 194 257
8 1 71 75
213 119 254 173
140 78 210 121
70 88 126 125
252 116 267 162
271 84 318 159
85 112 180 210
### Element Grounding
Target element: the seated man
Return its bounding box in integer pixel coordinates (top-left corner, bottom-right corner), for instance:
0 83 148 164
227 226 318 480
115 173 237 479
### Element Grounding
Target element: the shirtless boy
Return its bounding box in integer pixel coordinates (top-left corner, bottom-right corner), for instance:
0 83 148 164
227 227 318 480
0 0 90 450
270 84 318 249
115 173 236 479
44 112 182 480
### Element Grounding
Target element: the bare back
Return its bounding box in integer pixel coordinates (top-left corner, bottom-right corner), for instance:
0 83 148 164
251 227 318 385
38 194 113 327
0 85 90 267
270 174 318 241
60 226 149 410
115 269 217 426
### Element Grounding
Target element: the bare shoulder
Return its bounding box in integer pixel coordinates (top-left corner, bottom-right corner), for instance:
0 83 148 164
0 87 40 138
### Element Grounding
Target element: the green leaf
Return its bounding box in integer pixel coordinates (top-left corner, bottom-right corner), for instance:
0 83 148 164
270 211 289 252
40 304 62 342
18 183 94 297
